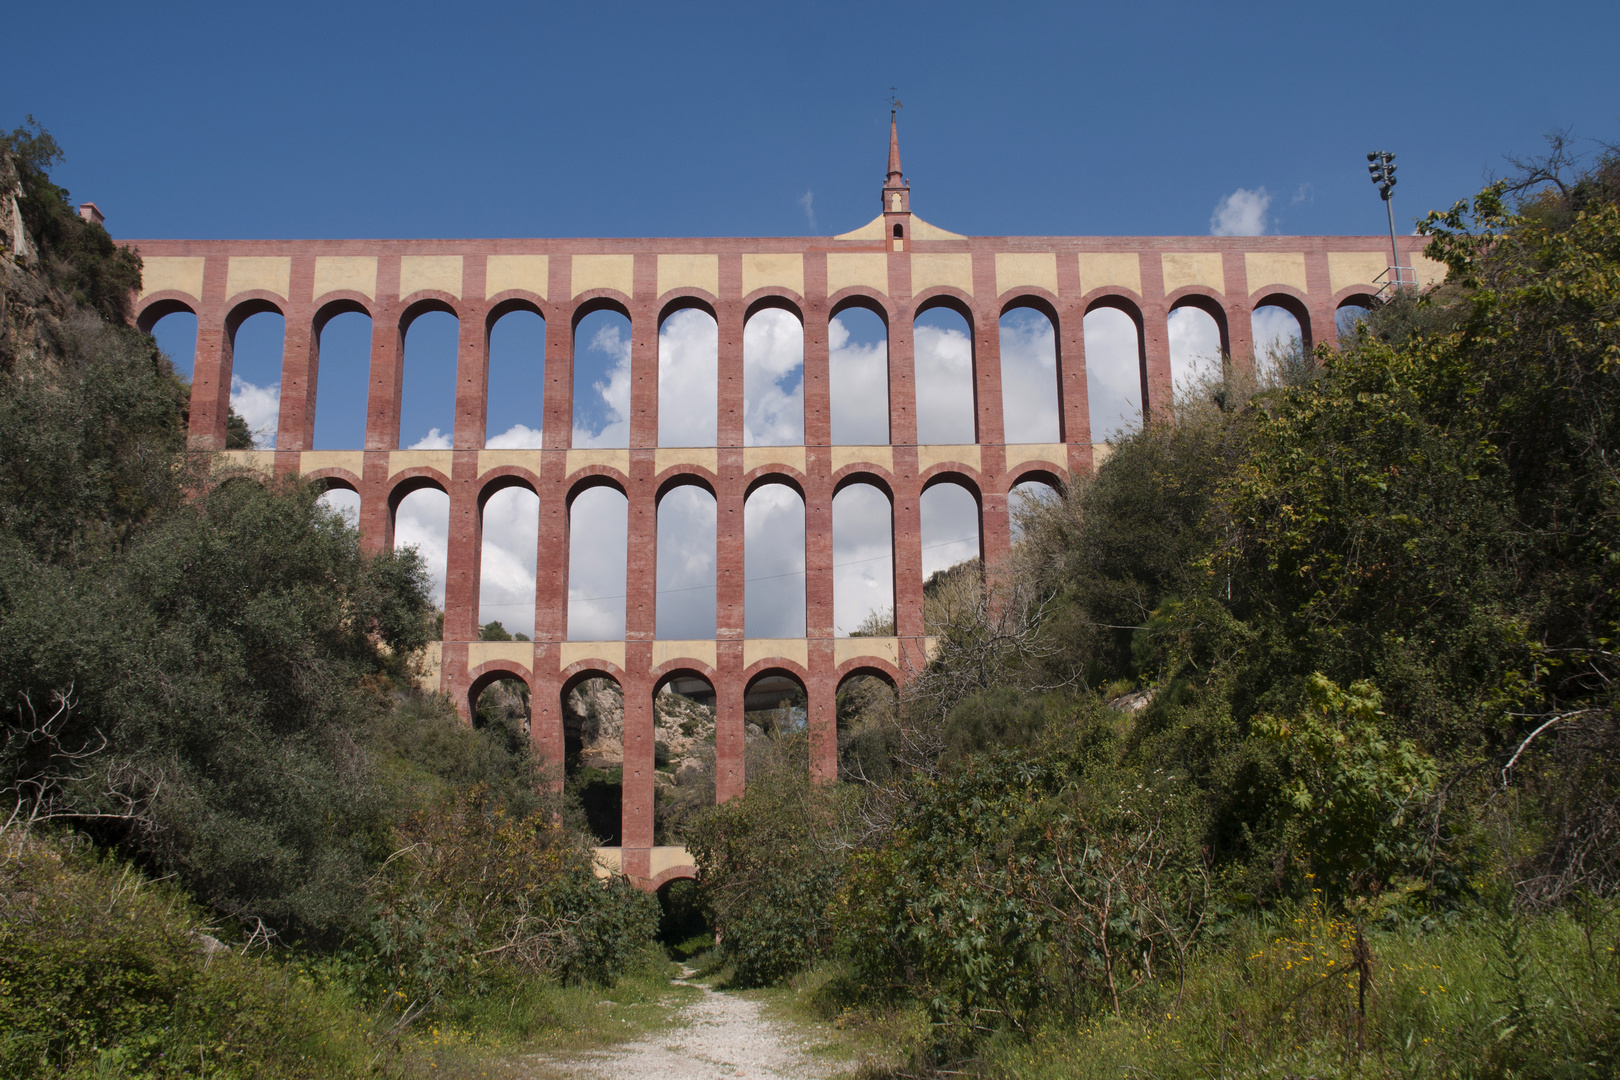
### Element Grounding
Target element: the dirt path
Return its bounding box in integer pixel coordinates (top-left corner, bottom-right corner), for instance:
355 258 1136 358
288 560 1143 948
521 967 842 1080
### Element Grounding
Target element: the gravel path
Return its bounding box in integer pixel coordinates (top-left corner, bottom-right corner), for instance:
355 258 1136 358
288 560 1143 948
529 967 841 1080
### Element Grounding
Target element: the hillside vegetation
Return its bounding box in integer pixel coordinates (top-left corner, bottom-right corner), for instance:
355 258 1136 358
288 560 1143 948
0 121 662 1079
689 144 1620 1078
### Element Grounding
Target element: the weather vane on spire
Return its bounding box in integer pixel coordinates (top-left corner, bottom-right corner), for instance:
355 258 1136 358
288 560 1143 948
887 88 903 116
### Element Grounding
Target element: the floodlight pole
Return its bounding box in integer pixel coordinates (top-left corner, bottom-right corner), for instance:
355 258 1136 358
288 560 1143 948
1384 191 1401 289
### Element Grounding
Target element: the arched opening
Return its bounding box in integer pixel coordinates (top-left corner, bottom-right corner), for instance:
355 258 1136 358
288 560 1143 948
572 308 632 448
745 483 806 637
148 309 197 382
654 672 716 846
399 309 459 449
893 223 904 240
836 669 899 783
394 485 450 612
563 674 624 845
1335 297 1374 338
829 306 889 445
568 485 628 640
656 877 710 959
920 481 981 580
1009 479 1060 543
313 310 372 450
316 484 361 528
913 305 976 444
1253 301 1307 383
486 306 545 447
657 484 717 639
1083 304 1144 442
472 672 531 759
745 671 807 776
479 485 539 639
743 308 804 446
229 309 285 448
833 482 894 636
659 307 719 447
999 305 1061 444
1167 304 1223 402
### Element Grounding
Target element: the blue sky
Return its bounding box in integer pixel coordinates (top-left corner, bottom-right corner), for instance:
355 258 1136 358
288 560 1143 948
8 1 1616 243
13 0 1613 639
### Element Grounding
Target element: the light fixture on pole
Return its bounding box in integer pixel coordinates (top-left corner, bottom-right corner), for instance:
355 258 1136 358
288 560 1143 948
1367 151 1403 289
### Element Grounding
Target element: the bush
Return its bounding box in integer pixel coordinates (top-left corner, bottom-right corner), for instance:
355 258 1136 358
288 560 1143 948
686 734 854 986
0 830 372 1079
368 786 657 1005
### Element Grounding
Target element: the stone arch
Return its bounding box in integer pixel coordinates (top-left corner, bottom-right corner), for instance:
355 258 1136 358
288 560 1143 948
466 663 533 730
485 294 549 327
648 864 698 891
655 469 719 504
1167 290 1232 356
305 469 362 494
136 296 196 335
828 291 893 325
920 474 984 579
918 459 985 488
745 482 807 638
997 295 1064 444
1083 294 1148 442
476 466 543 501
399 295 458 332
652 661 721 695
312 296 373 333
1251 290 1314 351
832 469 895 501
836 660 901 689
559 667 626 846
571 293 633 329
566 471 629 507
1005 465 1067 497
912 289 976 325
744 293 805 321
744 468 807 501
565 482 629 641
657 294 719 325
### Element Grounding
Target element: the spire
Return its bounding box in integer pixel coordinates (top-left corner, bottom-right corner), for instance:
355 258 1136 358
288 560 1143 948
881 100 910 225
887 108 903 184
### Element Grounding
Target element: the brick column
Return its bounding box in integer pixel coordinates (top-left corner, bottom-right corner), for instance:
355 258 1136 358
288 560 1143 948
1304 251 1337 352
276 256 317 452
453 299 490 450
442 451 482 646
619 663 656 860
802 258 839 782
1137 255 1172 423
365 257 403 450
529 660 565 789
187 258 231 449
715 279 747 801
888 295 924 646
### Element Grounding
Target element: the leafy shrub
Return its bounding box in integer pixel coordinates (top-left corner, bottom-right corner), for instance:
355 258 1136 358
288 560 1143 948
0 831 371 1079
368 785 657 1006
686 734 854 986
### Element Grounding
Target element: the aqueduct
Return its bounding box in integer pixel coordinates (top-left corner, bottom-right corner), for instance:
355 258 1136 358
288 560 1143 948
124 119 1437 886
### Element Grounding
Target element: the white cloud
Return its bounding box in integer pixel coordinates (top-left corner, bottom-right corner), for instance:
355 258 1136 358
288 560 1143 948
1167 306 1223 401
1083 307 1143 441
1292 182 1314 206
658 308 718 447
229 375 280 449
833 482 893 636
920 483 980 579
568 486 628 640
407 427 452 450
486 423 544 449
914 322 976 444
572 322 631 448
1210 186 1271 237
829 316 889 445
743 308 805 446
798 190 817 232
478 486 540 638
656 485 718 639
998 309 1061 444
745 483 805 637
394 488 450 609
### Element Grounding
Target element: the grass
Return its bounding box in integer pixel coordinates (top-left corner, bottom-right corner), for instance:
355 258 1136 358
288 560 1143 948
0 829 698 1079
